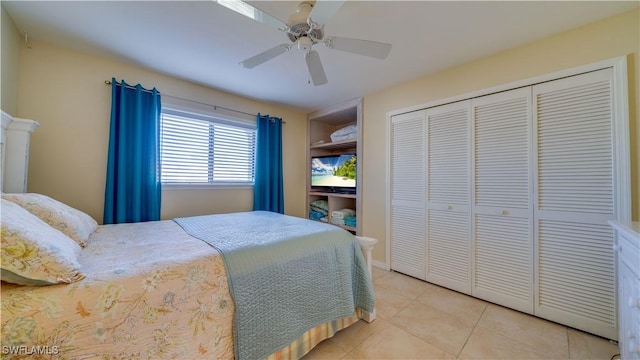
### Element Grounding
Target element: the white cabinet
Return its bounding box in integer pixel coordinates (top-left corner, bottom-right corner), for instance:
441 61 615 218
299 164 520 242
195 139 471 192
388 63 630 340
0 110 39 193
610 221 640 360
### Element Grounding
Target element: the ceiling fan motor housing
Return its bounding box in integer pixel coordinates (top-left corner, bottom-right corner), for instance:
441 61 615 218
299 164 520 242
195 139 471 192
287 2 323 43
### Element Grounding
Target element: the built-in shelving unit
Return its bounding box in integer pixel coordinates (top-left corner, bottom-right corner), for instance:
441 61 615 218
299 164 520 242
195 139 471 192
310 139 357 151
307 98 362 235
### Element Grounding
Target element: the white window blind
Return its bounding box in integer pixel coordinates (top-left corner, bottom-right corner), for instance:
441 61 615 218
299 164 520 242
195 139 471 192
160 108 256 185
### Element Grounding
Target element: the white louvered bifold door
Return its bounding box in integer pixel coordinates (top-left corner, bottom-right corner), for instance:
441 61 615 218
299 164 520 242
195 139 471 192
533 69 617 340
390 110 426 280
472 87 534 313
426 101 472 293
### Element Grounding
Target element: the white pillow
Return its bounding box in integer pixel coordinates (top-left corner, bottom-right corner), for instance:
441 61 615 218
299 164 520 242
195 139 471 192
2 193 97 247
1 199 84 286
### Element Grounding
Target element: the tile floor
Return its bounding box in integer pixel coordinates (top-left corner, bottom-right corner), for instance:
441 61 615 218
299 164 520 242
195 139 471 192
303 267 620 359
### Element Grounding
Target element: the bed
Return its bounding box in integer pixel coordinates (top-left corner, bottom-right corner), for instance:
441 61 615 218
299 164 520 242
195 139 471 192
0 194 375 359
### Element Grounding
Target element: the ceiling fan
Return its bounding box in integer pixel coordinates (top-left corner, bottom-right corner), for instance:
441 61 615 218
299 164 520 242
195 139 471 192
217 0 392 86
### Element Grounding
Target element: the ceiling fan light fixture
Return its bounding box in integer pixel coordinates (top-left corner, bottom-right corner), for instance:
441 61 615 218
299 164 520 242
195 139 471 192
296 37 313 51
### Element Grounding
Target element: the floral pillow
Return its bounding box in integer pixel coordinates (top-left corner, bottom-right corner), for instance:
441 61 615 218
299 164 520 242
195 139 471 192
1 199 84 286
2 193 97 247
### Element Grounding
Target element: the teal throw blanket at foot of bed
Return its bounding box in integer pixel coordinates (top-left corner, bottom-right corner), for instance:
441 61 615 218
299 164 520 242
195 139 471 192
174 211 375 360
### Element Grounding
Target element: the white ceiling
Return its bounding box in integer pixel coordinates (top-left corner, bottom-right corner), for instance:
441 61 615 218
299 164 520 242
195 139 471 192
3 1 638 112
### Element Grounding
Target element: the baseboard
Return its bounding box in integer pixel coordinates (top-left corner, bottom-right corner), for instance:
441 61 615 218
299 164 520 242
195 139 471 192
372 260 389 271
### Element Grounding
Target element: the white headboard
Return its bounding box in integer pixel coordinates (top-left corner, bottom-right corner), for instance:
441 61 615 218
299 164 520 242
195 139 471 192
0 110 39 193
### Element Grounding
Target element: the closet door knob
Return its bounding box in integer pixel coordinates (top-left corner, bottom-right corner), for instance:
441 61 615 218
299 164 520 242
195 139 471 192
448 205 453 210
501 210 509 216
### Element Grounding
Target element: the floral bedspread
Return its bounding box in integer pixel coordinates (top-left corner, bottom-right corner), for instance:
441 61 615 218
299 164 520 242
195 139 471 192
1 220 235 359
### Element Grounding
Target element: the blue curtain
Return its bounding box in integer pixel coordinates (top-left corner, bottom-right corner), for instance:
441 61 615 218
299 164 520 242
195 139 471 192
253 114 284 213
104 78 162 224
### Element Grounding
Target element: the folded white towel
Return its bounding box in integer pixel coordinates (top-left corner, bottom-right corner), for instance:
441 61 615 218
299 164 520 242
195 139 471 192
331 218 345 226
330 124 358 142
331 209 356 219
331 133 357 142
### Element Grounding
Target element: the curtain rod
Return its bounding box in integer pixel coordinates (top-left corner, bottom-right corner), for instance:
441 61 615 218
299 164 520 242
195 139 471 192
105 80 273 120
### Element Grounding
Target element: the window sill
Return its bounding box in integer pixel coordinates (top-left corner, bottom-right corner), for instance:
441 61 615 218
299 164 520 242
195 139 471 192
162 183 253 191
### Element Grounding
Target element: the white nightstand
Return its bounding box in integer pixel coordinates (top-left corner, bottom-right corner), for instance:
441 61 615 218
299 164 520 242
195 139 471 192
610 220 640 360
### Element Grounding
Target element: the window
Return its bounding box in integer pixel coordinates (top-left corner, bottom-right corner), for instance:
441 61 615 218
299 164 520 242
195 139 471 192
160 108 256 186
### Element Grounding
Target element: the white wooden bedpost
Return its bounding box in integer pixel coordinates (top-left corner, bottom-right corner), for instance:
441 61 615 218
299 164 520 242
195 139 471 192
1 111 39 193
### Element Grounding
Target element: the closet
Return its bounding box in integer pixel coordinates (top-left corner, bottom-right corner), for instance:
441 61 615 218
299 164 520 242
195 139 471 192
425 101 471 294
472 87 534 313
390 110 426 279
388 60 630 340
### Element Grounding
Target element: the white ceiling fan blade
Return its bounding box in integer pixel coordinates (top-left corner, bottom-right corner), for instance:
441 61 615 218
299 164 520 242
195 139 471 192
305 50 327 86
326 36 392 59
308 0 344 26
240 44 290 69
215 0 287 31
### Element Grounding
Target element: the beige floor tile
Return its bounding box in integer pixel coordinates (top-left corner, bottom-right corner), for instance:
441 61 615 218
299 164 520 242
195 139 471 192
374 285 413 320
339 353 356 360
390 301 475 356
374 271 433 300
304 271 619 360
416 285 487 324
348 323 456 359
372 266 390 280
476 304 569 359
329 318 387 353
301 338 347 359
459 326 555 360
568 328 620 360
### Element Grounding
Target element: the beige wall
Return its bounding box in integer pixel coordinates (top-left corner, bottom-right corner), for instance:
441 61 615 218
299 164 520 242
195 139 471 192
16 40 307 223
362 9 640 264
6 7 638 262
1 5 21 115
